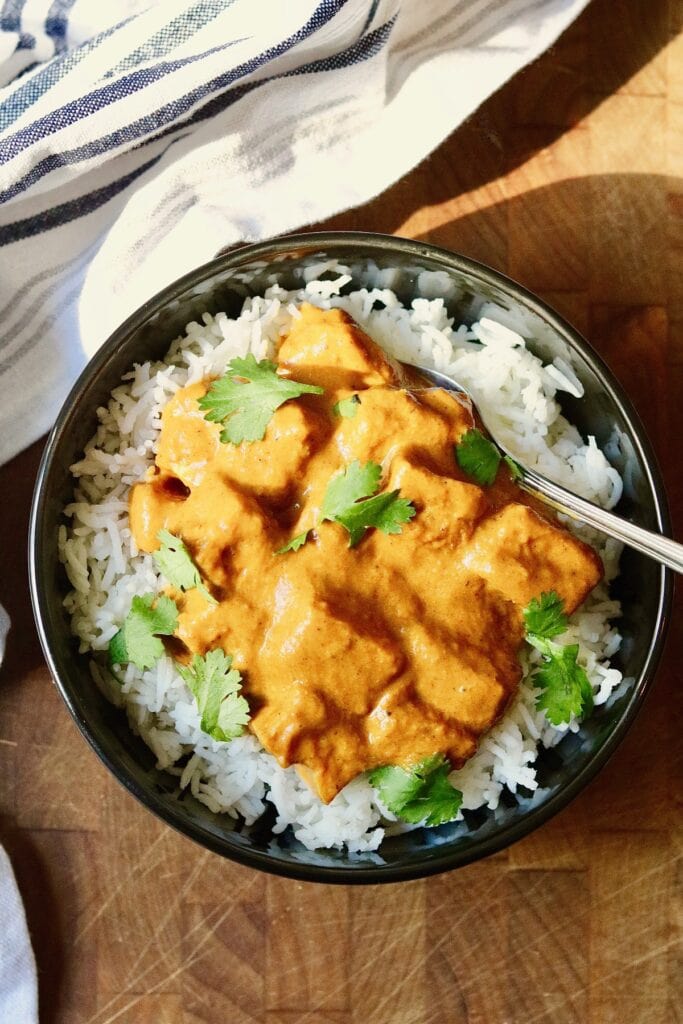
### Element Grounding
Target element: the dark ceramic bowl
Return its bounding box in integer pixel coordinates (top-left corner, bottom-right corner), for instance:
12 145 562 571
29 233 673 883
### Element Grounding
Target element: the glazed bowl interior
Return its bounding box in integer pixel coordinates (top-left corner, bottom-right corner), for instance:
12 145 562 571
30 233 672 883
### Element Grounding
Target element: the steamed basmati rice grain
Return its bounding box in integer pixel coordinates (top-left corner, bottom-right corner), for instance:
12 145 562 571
58 273 625 853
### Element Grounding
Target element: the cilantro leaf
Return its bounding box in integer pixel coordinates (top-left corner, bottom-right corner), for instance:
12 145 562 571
109 594 178 671
523 591 568 641
523 591 592 725
275 530 311 554
333 394 361 419
455 428 501 486
198 355 324 444
154 529 216 604
533 642 594 726
178 649 250 742
333 490 415 547
321 459 381 519
504 454 523 481
369 754 462 827
320 460 415 547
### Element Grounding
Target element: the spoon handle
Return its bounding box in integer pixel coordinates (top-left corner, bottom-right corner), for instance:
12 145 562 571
518 469 682 574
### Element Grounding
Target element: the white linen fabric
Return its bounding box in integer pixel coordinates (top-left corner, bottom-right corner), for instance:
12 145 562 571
0 0 590 466
0 604 9 664
0 606 36 1024
0 847 37 1024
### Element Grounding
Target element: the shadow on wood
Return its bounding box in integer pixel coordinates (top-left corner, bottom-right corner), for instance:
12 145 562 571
1 828 66 1024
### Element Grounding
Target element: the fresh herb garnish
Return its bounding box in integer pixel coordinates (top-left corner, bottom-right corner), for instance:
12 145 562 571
198 355 324 444
523 590 568 641
153 529 216 604
524 590 594 725
532 642 594 726
275 530 311 554
332 394 361 419
109 594 178 670
321 459 381 518
369 753 463 826
504 454 523 481
320 460 416 547
178 649 249 742
455 427 501 486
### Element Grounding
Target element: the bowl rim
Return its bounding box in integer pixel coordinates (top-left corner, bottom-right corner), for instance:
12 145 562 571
29 230 674 884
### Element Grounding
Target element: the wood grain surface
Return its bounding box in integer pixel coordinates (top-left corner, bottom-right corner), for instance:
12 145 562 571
1 0 681 1021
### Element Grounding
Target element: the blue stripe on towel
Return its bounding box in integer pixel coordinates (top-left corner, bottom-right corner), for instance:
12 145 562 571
0 0 25 31
0 240 99 369
0 46 238 169
0 9 391 205
0 238 93 327
0 0 346 168
107 0 234 78
0 151 166 245
0 38 246 203
0 279 81 379
144 17 395 147
45 0 77 54
0 12 139 132
0 0 33 55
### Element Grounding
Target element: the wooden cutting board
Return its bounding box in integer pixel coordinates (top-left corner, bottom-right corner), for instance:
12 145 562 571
0 0 680 1021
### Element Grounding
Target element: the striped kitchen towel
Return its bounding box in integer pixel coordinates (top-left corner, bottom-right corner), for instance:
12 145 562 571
0 0 590 467
0 845 37 1024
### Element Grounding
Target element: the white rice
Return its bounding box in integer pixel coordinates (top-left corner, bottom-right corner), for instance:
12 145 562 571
59 269 625 854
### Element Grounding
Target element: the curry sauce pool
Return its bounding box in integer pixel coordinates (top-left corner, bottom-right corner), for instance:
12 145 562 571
128 305 602 803
59 271 624 852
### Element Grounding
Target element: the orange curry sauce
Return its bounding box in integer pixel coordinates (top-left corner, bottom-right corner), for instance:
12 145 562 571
129 304 602 802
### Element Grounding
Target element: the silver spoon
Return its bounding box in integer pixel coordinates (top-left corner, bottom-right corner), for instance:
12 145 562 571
408 364 682 575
